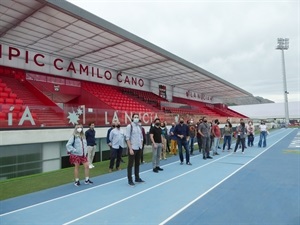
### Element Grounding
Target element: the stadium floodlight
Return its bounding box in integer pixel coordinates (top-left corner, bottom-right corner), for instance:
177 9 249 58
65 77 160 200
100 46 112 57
276 38 290 127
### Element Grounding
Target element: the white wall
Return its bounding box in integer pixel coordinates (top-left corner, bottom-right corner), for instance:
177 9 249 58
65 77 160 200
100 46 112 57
0 127 109 146
42 142 61 172
229 101 300 120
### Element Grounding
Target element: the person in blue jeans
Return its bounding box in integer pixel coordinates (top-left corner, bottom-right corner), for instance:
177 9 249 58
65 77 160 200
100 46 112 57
109 120 125 172
222 119 232 151
234 119 247 154
125 113 145 186
247 121 255 147
188 120 196 155
196 119 203 154
258 121 268 147
198 117 213 159
174 117 192 165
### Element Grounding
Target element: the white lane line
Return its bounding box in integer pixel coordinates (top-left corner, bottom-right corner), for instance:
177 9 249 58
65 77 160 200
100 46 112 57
0 128 292 219
62 154 232 224
0 176 127 217
158 129 295 225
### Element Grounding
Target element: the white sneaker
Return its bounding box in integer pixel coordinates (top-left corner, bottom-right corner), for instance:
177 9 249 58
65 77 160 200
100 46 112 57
89 165 94 169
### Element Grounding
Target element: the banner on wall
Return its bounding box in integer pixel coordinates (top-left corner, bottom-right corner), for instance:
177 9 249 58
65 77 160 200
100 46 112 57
186 90 213 101
159 85 167 99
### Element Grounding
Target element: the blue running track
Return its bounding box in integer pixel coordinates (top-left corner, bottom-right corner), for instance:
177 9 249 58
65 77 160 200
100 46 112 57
0 128 299 225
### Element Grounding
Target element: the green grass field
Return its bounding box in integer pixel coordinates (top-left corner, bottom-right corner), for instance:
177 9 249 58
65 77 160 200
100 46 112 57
0 151 155 201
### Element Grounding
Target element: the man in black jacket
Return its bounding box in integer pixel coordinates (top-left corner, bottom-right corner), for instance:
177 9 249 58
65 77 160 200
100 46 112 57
85 122 96 169
174 117 192 165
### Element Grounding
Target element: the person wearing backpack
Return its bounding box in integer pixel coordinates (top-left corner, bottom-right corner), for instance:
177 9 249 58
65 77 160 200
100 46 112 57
66 124 93 186
234 119 247 154
125 113 144 186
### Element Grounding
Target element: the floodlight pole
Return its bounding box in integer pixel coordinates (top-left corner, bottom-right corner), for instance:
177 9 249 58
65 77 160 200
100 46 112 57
276 38 290 127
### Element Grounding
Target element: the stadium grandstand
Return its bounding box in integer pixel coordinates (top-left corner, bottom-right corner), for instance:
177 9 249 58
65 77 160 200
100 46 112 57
0 0 257 179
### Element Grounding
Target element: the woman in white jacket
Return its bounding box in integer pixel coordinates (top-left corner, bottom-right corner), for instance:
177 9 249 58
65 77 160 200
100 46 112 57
258 121 269 148
66 124 93 186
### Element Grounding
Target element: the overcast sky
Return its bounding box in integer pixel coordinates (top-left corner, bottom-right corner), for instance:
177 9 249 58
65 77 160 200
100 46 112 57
68 0 299 103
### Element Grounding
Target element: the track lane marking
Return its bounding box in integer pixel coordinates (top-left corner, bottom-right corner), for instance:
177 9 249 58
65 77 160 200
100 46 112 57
63 129 294 225
0 129 293 223
159 128 295 225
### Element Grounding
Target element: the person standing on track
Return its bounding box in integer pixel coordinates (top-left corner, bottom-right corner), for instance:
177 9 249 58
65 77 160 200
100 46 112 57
109 120 125 172
149 118 164 173
66 124 93 186
160 121 168 160
188 120 196 155
198 116 213 160
139 119 146 164
126 113 145 186
169 122 177 155
234 119 247 154
174 117 192 165
196 119 203 154
212 119 221 156
247 121 255 147
258 121 269 147
85 122 96 169
222 119 233 151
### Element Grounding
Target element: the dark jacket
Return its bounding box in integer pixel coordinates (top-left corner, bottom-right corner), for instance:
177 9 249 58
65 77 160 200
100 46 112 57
141 126 146 145
174 123 189 141
85 129 96 146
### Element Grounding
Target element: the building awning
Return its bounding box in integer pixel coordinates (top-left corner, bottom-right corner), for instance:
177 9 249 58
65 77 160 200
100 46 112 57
0 0 255 102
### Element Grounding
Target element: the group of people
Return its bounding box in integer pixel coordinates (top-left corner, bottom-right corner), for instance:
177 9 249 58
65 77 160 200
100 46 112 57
196 117 268 156
65 114 147 187
65 115 269 187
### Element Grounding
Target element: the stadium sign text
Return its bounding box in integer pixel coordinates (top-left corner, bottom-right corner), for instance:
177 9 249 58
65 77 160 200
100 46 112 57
0 44 145 87
2 105 158 127
67 106 159 126
6 106 36 126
